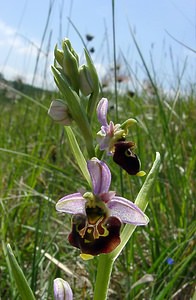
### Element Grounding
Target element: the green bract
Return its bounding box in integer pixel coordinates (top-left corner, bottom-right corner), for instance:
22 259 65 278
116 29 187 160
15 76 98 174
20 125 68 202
79 64 93 96
62 39 79 93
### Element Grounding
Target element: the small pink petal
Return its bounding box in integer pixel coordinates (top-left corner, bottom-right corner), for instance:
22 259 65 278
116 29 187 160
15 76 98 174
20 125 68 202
107 196 149 225
97 98 109 127
56 193 86 215
87 158 111 195
100 191 116 203
98 135 111 151
108 121 115 136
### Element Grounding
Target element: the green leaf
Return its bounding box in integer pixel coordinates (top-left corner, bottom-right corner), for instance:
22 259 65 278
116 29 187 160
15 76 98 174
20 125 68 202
135 151 161 210
65 126 91 187
6 244 36 300
110 152 161 261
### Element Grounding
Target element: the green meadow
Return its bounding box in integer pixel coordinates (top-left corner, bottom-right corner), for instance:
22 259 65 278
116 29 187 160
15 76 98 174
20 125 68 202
0 73 195 299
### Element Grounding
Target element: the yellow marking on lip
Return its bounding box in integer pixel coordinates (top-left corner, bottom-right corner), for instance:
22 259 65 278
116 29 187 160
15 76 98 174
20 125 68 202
84 239 91 243
136 171 146 177
80 253 94 260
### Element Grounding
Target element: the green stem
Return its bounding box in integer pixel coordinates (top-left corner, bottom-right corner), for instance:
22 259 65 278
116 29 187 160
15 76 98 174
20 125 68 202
93 255 114 300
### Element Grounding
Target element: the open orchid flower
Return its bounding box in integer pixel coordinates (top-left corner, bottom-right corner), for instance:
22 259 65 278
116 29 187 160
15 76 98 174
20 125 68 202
56 158 149 258
97 98 145 176
96 98 137 155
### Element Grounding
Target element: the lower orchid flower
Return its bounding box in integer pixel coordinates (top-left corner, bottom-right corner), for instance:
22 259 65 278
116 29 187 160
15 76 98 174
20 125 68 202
56 158 149 259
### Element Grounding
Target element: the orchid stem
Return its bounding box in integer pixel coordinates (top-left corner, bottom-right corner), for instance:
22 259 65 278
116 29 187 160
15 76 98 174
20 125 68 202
93 255 114 300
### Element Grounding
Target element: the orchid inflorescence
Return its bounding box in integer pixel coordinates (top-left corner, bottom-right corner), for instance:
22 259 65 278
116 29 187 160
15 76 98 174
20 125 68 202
49 38 158 300
49 94 148 257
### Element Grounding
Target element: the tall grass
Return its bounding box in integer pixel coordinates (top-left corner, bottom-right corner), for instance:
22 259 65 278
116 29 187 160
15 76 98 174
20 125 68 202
1 74 195 300
0 1 195 299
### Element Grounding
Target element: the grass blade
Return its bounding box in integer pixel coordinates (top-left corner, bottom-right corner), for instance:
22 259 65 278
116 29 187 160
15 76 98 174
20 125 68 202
65 126 91 187
155 251 195 300
6 244 36 300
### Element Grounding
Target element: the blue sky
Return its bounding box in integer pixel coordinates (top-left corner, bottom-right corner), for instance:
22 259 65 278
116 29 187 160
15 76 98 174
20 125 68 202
0 0 195 90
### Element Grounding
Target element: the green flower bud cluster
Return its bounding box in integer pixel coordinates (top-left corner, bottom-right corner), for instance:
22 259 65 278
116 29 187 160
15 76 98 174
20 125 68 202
50 38 100 157
54 38 98 97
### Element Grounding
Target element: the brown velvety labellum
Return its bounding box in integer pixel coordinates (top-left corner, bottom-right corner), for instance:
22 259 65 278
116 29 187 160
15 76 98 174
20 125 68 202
68 215 121 256
113 141 141 175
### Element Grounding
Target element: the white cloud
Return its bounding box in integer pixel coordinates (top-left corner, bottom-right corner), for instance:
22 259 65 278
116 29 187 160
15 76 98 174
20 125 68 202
0 18 54 87
0 19 16 36
0 64 20 79
0 24 44 59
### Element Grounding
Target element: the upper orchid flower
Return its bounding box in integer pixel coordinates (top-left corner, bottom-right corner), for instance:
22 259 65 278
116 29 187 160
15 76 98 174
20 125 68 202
56 158 148 258
96 98 145 176
96 98 137 155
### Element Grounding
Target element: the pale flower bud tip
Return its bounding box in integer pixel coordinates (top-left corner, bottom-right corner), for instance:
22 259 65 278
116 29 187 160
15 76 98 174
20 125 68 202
54 278 73 300
48 100 72 125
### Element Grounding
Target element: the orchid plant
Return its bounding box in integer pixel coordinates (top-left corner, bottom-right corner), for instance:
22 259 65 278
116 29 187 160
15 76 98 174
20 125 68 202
6 38 160 300
49 39 160 300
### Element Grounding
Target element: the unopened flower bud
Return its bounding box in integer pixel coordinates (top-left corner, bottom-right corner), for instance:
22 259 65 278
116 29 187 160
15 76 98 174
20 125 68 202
64 38 79 64
48 100 72 125
54 278 73 300
62 39 79 92
54 45 64 67
79 65 93 96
